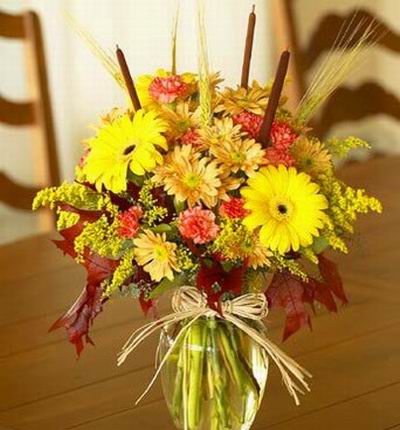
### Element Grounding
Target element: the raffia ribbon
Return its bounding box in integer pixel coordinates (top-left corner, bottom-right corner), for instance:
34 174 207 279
118 286 311 406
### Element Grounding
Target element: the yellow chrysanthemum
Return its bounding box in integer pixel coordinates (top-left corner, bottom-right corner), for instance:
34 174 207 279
247 240 272 269
210 138 266 177
291 137 332 177
160 101 200 141
134 230 179 282
153 144 221 208
82 110 167 194
200 117 243 149
215 81 271 115
241 165 328 254
217 169 243 201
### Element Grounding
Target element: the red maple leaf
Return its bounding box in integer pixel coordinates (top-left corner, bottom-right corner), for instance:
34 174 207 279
267 262 344 341
318 254 348 304
49 205 119 356
266 271 311 340
303 277 338 313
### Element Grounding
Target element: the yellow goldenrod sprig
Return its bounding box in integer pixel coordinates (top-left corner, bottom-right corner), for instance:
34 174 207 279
320 175 382 236
56 209 80 231
103 247 136 297
325 136 370 159
211 218 254 263
138 180 168 226
271 253 308 281
74 215 125 260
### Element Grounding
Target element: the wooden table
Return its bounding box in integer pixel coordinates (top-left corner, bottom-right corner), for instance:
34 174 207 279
0 156 399 430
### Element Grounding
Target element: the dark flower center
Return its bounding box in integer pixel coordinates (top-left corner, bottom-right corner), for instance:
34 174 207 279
124 145 135 155
277 204 287 214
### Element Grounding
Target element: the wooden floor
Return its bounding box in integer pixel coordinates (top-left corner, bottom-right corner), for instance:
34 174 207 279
0 156 399 430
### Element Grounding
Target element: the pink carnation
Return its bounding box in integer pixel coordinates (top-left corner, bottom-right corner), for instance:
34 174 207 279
178 206 219 244
181 129 201 147
265 147 295 167
233 111 263 139
269 120 298 149
219 198 249 219
118 206 143 239
149 75 188 104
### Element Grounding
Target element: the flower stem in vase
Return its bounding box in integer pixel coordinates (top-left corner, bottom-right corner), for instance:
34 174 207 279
187 320 207 429
171 331 185 421
208 319 230 429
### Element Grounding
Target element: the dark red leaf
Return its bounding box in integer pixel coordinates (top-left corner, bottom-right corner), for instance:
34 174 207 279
266 271 311 340
49 205 119 356
306 278 338 313
49 282 104 356
196 261 246 310
318 254 348 304
49 251 119 357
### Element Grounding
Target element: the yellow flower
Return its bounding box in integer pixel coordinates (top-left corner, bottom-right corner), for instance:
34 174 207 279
134 230 179 281
153 144 221 208
291 137 332 177
241 165 328 254
247 240 272 269
200 117 243 149
217 169 243 201
215 81 271 115
82 110 167 194
210 137 266 177
160 101 200 141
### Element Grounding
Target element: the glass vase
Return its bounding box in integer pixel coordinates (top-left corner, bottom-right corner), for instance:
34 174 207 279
159 316 269 430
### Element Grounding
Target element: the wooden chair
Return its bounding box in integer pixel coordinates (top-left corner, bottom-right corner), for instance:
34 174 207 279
0 10 60 230
272 1 400 139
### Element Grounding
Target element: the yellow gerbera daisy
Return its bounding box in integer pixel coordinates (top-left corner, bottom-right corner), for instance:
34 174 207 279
291 137 332 177
153 144 221 208
210 138 266 177
82 110 167 194
241 165 328 254
134 230 179 282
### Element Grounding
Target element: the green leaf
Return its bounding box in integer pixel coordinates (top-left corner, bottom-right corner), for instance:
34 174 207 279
148 272 188 300
150 224 172 233
128 172 145 187
173 198 185 213
312 236 329 254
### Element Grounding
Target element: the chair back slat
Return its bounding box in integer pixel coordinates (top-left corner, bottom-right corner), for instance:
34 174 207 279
315 82 400 138
0 9 60 231
301 9 400 72
0 10 26 38
0 96 34 126
276 1 400 138
0 172 39 210
23 11 60 187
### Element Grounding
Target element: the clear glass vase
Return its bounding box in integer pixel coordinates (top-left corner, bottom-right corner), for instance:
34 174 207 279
159 316 269 430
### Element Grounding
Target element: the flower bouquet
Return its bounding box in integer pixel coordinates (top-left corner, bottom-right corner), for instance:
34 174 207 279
34 5 382 430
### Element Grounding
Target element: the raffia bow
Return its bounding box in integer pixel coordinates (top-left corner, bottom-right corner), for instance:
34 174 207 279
118 286 311 406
